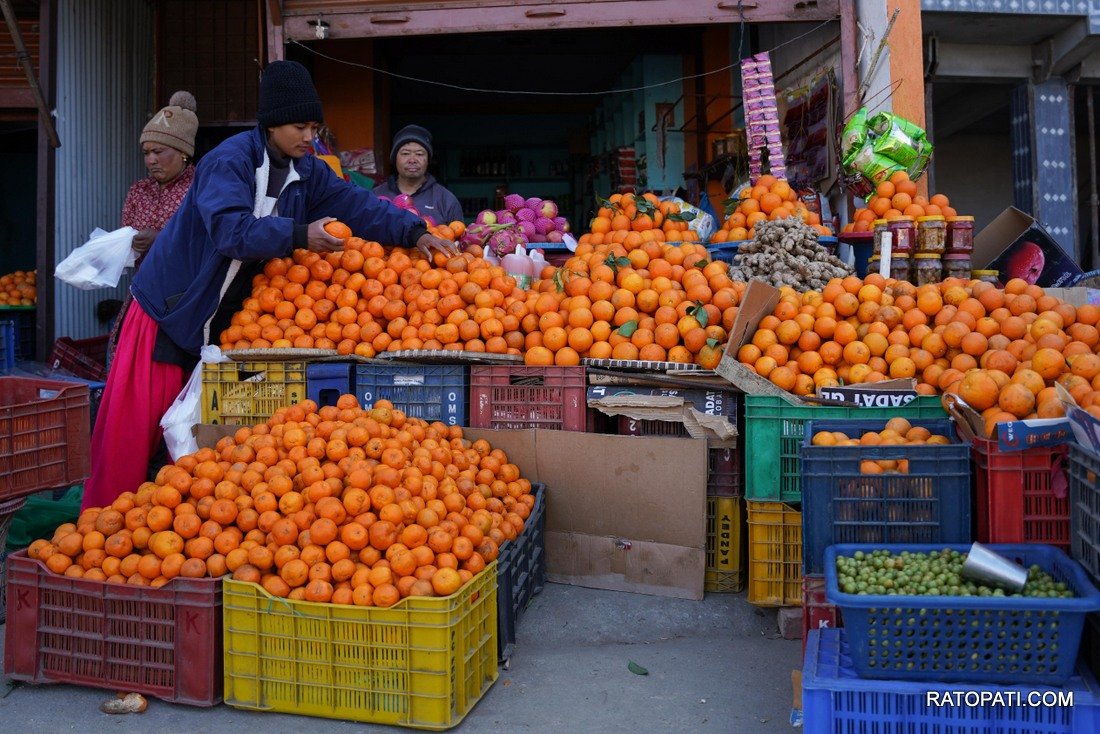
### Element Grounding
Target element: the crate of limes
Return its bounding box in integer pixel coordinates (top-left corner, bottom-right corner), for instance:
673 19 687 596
825 543 1100 685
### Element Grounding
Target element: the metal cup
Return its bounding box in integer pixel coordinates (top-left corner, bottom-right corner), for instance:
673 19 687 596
962 542 1029 593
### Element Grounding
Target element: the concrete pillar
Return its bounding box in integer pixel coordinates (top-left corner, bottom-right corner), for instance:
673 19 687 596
1010 79 1079 258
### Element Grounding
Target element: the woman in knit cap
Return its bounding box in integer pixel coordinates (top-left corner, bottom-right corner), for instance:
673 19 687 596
83 60 456 510
105 91 199 368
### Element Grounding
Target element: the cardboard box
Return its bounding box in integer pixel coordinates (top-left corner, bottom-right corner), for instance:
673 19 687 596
943 393 1071 452
974 207 1083 288
195 423 709 600
464 428 707 600
585 386 738 440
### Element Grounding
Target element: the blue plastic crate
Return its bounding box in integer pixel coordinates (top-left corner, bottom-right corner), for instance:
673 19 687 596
0 320 14 373
825 543 1100 685
306 361 355 408
0 308 35 361
801 419 971 575
355 363 467 425
497 484 546 662
804 628 1100 734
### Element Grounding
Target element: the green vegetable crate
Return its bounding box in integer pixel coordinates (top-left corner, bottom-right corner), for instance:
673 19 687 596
743 395 946 503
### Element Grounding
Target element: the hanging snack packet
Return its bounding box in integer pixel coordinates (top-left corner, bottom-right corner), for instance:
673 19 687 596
841 107 868 160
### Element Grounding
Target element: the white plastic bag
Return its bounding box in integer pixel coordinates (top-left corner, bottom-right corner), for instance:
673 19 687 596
55 226 138 290
160 345 231 461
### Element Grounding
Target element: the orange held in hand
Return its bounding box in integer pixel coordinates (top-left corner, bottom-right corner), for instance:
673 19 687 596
323 220 353 241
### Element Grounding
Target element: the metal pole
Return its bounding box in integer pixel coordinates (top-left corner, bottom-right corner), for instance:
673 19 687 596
0 0 60 148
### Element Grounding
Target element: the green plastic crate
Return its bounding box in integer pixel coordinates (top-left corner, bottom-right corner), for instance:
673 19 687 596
743 395 946 502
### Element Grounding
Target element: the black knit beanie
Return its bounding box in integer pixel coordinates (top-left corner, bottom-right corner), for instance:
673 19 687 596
391 125 433 164
257 60 324 128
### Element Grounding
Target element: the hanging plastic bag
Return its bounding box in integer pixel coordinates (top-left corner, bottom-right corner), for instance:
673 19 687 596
55 226 138 290
160 345 231 461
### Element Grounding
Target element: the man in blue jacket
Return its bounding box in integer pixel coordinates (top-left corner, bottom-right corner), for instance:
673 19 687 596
374 124 463 225
84 60 456 509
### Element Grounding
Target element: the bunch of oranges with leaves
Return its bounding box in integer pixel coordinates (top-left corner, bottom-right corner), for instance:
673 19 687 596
27 395 534 606
738 274 1100 425
580 192 700 247
843 171 959 234
0 269 36 305
712 175 832 243
521 237 743 367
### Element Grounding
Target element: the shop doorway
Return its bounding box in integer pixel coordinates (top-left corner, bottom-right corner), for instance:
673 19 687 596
0 122 37 275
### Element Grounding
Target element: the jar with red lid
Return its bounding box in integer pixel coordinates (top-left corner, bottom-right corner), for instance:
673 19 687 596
946 216 974 254
887 216 916 254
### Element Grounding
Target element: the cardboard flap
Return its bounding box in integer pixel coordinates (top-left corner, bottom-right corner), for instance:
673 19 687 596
193 423 239 448
727 280 782 350
973 207 1034 269
587 394 738 439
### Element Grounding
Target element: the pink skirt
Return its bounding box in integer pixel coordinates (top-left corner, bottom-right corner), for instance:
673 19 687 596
83 300 186 510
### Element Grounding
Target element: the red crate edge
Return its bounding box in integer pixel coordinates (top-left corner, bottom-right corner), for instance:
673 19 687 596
973 438 1070 551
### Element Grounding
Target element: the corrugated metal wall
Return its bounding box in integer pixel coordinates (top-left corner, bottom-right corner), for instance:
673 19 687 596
53 0 152 339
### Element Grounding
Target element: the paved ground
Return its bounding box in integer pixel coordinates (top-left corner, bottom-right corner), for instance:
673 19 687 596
0 582 800 733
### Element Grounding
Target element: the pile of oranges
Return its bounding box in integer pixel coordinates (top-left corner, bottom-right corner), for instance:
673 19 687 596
811 417 951 474
0 269 36 305
221 218 743 368
579 192 701 247
737 274 1100 434
522 239 739 367
27 396 534 606
842 171 959 234
711 175 832 243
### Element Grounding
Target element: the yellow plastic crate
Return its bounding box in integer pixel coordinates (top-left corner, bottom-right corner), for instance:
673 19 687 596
222 563 498 730
705 496 744 593
201 361 306 425
747 500 802 606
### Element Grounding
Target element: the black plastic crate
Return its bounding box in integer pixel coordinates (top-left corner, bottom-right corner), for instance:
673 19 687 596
497 484 546 662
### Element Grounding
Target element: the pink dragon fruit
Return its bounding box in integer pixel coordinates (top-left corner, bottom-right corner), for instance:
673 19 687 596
524 197 543 211
518 221 537 240
529 232 547 243
460 223 493 248
539 200 559 219
546 230 564 243
488 228 519 257
503 194 525 213
476 210 498 225
516 208 537 222
553 216 569 232
535 217 555 235
393 194 413 210
496 211 516 224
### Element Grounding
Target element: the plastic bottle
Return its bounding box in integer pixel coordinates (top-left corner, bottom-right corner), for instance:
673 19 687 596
502 246 535 290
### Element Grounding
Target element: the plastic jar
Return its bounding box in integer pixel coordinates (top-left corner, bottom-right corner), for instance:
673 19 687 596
913 253 943 286
943 253 972 281
886 216 915 254
872 219 888 254
890 256 910 283
972 269 1000 286
866 254 880 278
916 215 946 254
946 216 975 254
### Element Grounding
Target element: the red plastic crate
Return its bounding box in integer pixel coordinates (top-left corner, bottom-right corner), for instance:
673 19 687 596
49 336 109 381
707 441 742 497
801 575 842 655
0 378 90 501
3 551 222 705
469 366 590 431
973 436 1070 551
